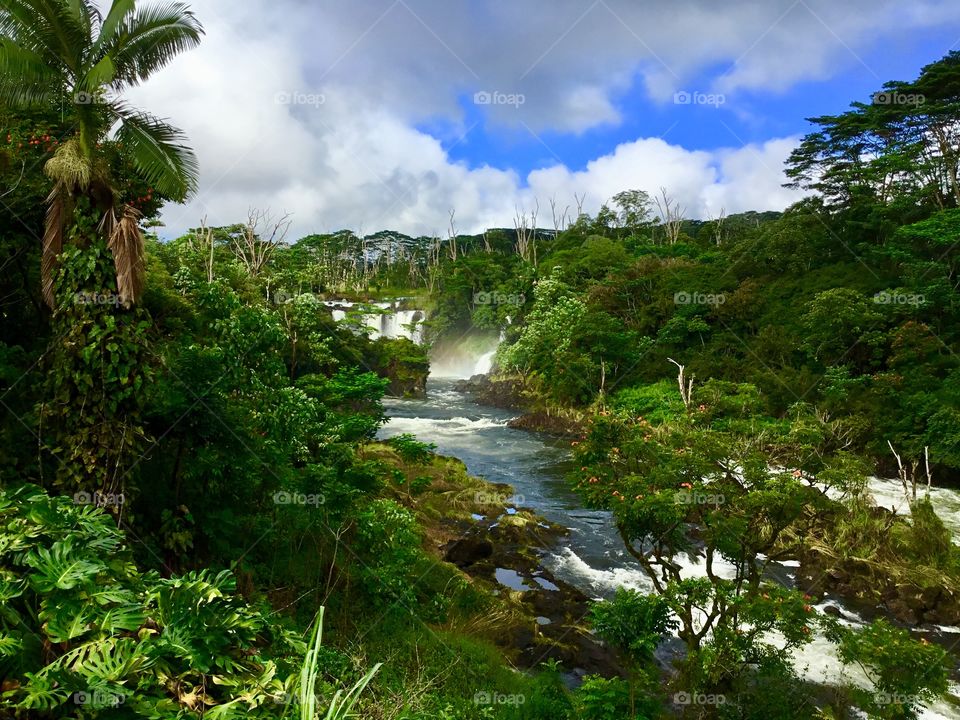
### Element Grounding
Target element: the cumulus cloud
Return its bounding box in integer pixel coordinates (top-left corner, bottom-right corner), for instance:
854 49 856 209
526 137 805 224
119 0 957 238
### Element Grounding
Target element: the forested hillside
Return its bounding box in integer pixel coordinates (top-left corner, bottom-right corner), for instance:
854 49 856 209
1 2 960 719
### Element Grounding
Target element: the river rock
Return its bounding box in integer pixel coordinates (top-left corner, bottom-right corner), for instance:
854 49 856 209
886 598 920 625
826 567 848 582
444 537 494 567
920 585 943 607
453 375 526 410
507 411 585 437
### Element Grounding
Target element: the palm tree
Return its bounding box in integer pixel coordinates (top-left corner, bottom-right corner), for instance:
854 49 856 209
0 0 203 307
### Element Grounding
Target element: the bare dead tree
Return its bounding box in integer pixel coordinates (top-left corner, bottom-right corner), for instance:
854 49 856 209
709 207 727 246
668 358 694 408
482 230 493 254
193 216 215 283
447 209 459 262
887 441 933 501
514 201 539 265
549 195 570 236
426 234 442 293
531 199 539 266
231 208 291 277
654 188 685 245
573 192 585 219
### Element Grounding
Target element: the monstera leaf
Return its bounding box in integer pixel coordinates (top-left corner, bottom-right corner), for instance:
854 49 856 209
24 538 107 592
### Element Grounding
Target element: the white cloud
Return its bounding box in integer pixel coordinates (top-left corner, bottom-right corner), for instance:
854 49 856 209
526 137 804 224
121 0 954 238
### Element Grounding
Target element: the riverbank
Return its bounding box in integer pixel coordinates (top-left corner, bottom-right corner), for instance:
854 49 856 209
452 374 587 437
362 441 626 679
386 377 960 717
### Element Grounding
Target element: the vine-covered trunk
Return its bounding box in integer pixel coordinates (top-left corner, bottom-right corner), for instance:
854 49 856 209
40 206 152 501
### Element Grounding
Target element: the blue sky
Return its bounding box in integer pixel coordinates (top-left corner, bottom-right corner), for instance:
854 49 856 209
130 0 960 239
438 32 960 178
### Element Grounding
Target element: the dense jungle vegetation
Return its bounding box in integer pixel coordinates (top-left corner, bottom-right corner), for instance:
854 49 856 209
1 1 960 718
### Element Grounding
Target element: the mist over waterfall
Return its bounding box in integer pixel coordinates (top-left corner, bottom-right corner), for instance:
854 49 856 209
431 329 505 379
473 349 496 375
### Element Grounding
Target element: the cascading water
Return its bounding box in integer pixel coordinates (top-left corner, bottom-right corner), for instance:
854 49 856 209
471 328 506 375
378 380 960 719
473 350 496 375
325 299 425 343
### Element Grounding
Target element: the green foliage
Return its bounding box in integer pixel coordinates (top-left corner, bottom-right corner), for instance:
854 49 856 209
296 608 382 720
573 676 646 720
42 236 152 494
786 52 960 217
589 590 675 666
610 380 685 425
386 433 437 465
903 497 957 569
354 499 425 608
827 618 950 719
0 484 306 718
367 337 430 397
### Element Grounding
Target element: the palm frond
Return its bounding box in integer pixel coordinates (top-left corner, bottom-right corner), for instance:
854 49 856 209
101 1 203 87
91 0 136 53
0 0 77 105
106 203 145 306
80 52 115 89
41 183 67 309
64 0 101 38
99 204 117 240
0 1 76 65
113 109 198 199
0 37 63 107
3 0 91 73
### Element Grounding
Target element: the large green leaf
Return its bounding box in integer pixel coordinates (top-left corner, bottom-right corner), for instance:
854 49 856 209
24 538 106 592
114 108 198 199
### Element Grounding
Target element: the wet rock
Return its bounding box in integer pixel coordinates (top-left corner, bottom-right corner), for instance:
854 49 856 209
444 537 494 567
507 412 585 437
822 605 843 618
827 567 848 582
933 606 960 625
900 585 928 613
886 598 920 625
921 585 943 607
453 375 526 410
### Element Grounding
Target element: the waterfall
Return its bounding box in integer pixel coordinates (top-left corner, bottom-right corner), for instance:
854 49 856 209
395 310 425 343
471 328 506 375
326 299 426 344
473 350 496 375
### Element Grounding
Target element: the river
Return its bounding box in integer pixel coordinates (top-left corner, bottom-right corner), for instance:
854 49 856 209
379 378 960 719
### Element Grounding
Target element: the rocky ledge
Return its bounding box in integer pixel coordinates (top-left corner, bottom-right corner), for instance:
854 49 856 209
454 374 586 437
440 500 627 679
797 548 960 626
